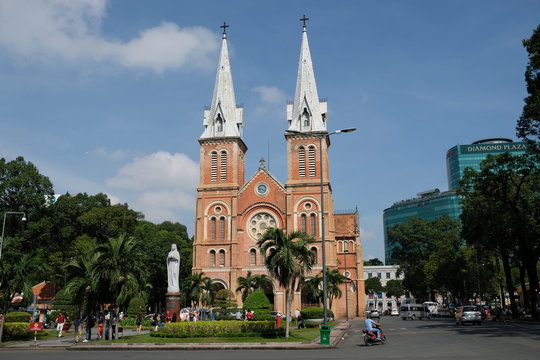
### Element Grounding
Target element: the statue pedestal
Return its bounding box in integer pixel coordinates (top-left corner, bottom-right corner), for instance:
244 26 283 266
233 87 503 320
166 292 181 318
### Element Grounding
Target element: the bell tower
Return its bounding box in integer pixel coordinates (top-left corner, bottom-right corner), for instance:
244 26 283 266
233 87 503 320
285 16 336 267
193 23 246 277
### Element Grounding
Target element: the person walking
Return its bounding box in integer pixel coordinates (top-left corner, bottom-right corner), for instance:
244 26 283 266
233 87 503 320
73 314 83 343
97 312 104 339
136 313 143 334
83 314 95 342
55 312 66 337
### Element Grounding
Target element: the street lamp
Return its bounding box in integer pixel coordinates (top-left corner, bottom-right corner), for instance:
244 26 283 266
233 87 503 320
286 127 356 326
0 211 27 261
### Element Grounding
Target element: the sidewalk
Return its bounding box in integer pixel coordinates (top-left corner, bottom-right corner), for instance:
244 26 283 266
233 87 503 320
0 322 352 351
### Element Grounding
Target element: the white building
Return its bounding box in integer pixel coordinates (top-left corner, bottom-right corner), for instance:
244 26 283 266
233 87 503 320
363 265 408 312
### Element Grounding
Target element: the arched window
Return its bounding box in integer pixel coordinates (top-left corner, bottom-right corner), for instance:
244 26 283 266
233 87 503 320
311 247 318 264
301 214 307 232
310 213 316 235
220 150 227 181
216 114 223 132
211 151 218 182
211 217 216 241
298 146 306 177
308 145 316 177
344 241 349 253
302 107 310 127
219 249 225 266
250 249 257 266
219 216 226 240
209 250 216 267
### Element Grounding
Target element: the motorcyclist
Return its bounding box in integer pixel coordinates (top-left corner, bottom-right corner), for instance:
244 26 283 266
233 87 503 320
364 317 381 341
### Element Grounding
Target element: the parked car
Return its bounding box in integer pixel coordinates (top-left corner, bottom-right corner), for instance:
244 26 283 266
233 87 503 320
455 305 482 325
391 308 399 316
369 309 380 319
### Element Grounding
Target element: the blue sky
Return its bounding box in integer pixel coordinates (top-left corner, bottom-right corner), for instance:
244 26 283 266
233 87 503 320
1 0 538 261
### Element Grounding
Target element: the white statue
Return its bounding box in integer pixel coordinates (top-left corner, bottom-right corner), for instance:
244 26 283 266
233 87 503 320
167 244 180 293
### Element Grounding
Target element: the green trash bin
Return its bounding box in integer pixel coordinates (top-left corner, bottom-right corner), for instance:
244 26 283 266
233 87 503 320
320 325 331 345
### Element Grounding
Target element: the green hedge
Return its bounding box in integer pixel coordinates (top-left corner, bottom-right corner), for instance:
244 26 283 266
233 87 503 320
118 317 152 329
150 320 283 338
4 311 31 323
300 307 334 320
1 322 47 340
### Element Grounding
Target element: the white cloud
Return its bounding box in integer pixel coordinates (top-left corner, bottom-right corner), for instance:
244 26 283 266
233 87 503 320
0 0 218 72
105 151 198 225
106 151 198 190
251 85 287 119
94 147 126 161
252 86 287 105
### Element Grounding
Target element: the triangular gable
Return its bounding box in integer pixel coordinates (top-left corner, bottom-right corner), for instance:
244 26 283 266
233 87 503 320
238 164 286 196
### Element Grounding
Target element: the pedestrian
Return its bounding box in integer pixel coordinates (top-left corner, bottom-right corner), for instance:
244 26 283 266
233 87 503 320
294 308 301 325
297 314 305 329
136 313 143 334
97 312 104 339
172 312 177 323
56 312 66 337
74 314 83 343
104 311 111 340
111 312 117 340
84 314 95 342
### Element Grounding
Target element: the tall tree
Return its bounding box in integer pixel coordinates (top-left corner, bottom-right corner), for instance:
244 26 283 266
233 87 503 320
517 24 540 142
258 228 315 339
384 279 405 305
389 215 461 301
236 271 273 302
364 277 384 295
303 275 322 305
93 234 149 311
459 152 539 318
325 268 345 310
183 272 214 308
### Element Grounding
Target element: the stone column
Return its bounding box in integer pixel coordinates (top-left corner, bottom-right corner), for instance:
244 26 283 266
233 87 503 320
166 292 181 319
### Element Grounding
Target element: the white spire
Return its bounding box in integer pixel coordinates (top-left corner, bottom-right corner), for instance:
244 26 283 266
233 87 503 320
201 24 243 139
287 19 327 133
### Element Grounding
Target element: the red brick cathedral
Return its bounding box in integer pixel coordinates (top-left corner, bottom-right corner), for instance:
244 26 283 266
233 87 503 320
192 22 365 319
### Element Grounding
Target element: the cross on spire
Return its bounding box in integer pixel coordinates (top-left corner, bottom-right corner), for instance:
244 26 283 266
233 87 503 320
220 22 229 37
300 15 309 28
259 157 266 168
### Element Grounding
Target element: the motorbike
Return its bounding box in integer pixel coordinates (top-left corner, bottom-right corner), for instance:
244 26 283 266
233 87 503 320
362 326 386 346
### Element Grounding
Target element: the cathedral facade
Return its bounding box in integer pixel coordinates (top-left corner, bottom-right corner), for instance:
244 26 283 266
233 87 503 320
192 22 365 319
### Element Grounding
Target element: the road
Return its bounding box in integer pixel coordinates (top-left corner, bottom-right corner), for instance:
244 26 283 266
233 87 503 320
2 316 539 359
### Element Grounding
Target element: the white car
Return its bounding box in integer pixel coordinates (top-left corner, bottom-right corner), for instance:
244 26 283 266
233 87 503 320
369 310 380 319
391 308 399 316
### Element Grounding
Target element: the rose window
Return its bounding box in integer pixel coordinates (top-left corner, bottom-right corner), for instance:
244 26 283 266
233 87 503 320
248 212 277 240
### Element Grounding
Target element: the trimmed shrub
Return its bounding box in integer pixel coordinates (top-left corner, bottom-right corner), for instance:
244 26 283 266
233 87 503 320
127 297 146 317
150 320 282 338
300 307 334 320
4 311 31 323
242 290 271 311
3 323 31 340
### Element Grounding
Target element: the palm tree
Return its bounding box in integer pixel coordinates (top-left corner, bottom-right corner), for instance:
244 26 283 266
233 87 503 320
257 228 315 338
236 271 273 302
92 234 149 311
63 253 101 313
325 268 345 310
185 272 215 308
0 245 49 342
303 275 322 305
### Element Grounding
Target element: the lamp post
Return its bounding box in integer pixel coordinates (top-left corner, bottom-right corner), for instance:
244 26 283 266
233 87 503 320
286 127 356 326
0 211 27 261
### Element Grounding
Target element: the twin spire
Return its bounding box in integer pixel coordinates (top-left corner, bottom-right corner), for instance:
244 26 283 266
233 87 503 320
200 17 327 140
201 22 243 139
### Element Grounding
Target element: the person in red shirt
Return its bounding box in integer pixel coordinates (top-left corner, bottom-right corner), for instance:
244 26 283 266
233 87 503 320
56 312 66 337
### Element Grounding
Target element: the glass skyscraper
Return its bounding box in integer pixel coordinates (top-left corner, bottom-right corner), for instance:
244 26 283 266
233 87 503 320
384 138 529 265
446 138 528 190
